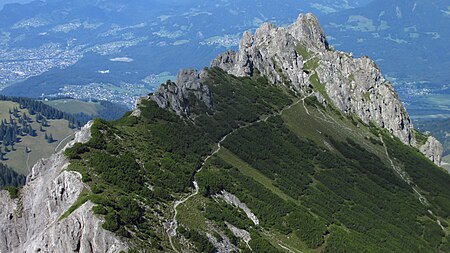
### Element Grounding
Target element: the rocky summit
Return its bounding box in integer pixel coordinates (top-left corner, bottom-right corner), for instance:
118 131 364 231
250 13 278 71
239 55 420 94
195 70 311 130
1 13 449 253
212 14 432 159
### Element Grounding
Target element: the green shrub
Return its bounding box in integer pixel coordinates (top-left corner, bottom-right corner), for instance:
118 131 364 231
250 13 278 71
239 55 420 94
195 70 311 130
92 205 108 215
64 142 89 159
5 186 19 199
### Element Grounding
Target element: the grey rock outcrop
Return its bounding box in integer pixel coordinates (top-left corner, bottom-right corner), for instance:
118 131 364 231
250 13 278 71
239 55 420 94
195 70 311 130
211 13 442 162
215 190 259 226
0 122 128 253
152 68 212 117
419 136 443 166
225 222 251 246
205 223 237 253
131 97 144 117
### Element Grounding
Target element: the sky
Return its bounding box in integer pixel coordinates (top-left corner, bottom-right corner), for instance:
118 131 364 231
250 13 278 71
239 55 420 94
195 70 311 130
0 0 33 9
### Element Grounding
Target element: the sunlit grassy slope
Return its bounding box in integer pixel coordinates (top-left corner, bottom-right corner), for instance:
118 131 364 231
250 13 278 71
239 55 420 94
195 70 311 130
0 101 75 174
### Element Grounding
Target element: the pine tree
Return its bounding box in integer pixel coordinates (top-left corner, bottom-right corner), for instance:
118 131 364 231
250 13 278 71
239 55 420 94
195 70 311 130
29 125 36 137
47 134 54 143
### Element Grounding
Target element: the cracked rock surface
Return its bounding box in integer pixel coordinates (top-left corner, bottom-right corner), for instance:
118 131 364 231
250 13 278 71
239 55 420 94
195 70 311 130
0 122 128 253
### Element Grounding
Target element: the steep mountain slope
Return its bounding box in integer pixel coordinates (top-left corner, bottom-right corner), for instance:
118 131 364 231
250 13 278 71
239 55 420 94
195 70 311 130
0 122 127 252
1 13 449 253
211 13 442 164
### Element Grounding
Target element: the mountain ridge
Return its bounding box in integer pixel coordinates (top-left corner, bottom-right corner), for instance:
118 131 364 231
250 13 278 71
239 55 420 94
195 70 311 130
153 13 442 165
1 12 448 252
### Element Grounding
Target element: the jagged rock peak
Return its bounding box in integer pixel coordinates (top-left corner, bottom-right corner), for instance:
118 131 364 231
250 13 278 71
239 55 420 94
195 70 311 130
211 13 415 146
151 68 212 117
288 13 329 52
144 12 442 166
0 122 128 253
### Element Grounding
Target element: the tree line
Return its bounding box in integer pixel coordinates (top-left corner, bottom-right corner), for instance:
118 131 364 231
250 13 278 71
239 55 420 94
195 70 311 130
0 95 82 128
0 162 25 190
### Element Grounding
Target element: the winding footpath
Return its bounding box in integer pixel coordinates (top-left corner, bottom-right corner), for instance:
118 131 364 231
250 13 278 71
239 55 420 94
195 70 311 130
380 135 445 231
26 152 31 173
301 94 312 116
380 136 428 204
166 97 303 252
54 132 76 153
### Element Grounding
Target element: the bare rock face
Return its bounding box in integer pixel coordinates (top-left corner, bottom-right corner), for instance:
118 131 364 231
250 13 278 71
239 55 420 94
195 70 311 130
215 190 259 226
420 136 443 166
0 122 128 253
316 52 413 144
211 14 328 93
205 223 237 253
211 13 442 162
152 68 212 117
288 13 329 52
225 222 251 246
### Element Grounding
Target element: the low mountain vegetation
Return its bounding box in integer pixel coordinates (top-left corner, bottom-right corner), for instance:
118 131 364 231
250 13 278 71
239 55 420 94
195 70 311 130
64 68 450 252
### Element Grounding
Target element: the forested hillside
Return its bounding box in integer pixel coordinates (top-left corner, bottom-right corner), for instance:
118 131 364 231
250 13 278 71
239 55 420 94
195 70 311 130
63 68 450 252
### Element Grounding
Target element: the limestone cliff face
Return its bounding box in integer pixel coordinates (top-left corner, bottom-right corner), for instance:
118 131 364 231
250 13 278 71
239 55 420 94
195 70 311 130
420 136 444 166
152 68 212 117
211 13 442 164
0 122 128 253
